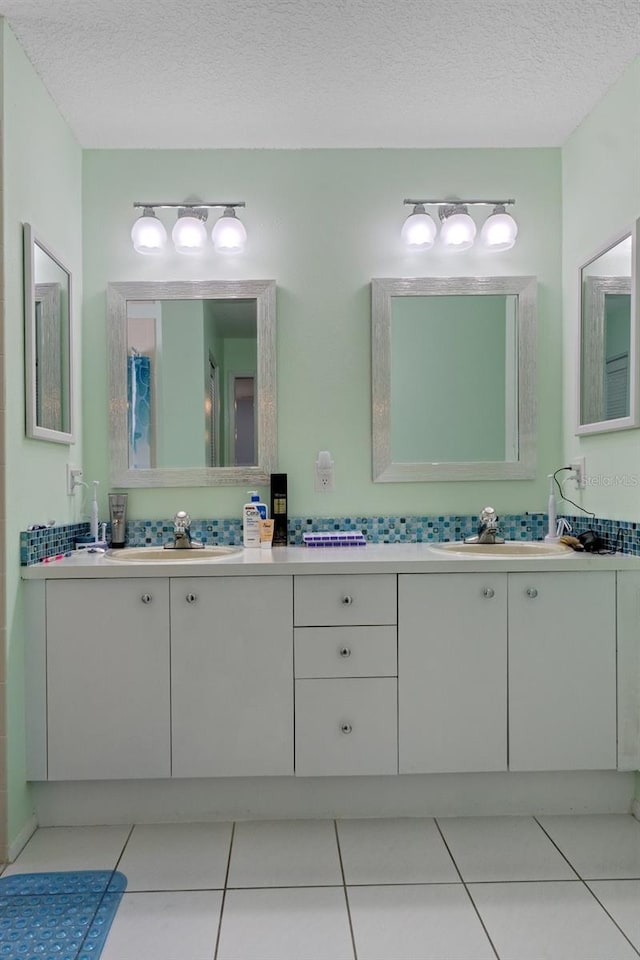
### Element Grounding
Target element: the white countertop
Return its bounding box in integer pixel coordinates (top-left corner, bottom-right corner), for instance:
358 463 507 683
21 543 640 579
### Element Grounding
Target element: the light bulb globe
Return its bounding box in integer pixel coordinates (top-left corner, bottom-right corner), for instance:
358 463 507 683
131 211 167 255
401 209 436 249
172 213 207 254
212 209 247 253
440 212 476 251
481 210 518 251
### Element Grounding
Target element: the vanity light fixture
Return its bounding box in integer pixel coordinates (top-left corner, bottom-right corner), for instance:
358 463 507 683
131 202 247 255
402 199 517 252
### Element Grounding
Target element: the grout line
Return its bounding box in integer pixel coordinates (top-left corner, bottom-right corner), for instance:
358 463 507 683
213 821 236 960
582 879 640 958
532 817 582 879
434 818 501 960
334 820 358 960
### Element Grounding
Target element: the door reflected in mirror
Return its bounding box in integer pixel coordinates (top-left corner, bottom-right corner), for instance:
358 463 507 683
578 224 638 434
108 279 276 488
23 224 74 443
126 299 257 469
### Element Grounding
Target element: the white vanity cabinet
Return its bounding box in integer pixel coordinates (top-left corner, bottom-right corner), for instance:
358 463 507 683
399 573 508 774
398 570 618 775
171 576 294 777
293 575 398 775
45 579 171 780
508 571 617 771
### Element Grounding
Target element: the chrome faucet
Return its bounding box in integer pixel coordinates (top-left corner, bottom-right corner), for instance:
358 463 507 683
167 511 204 550
464 506 505 545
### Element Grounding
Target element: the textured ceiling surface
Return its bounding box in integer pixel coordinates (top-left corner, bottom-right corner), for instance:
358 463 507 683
1 0 638 148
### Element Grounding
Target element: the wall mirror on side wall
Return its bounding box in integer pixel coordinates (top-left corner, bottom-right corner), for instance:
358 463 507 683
371 276 537 481
23 224 74 443
577 219 639 435
107 279 276 487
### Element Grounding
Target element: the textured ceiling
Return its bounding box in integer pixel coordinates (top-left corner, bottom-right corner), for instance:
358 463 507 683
1 0 638 148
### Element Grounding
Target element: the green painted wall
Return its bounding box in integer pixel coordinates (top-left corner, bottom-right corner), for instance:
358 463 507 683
562 56 640 799
562 56 640 518
159 300 205 467
82 148 563 520
2 21 83 846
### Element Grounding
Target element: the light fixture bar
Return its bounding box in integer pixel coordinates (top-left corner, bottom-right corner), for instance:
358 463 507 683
133 202 245 210
403 198 515 207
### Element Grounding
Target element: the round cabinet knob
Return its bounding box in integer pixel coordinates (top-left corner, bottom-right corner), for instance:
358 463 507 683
141 594 152 604
342 595 354 606
186 593 197 604
526 587 538 598
339 646 352 658
340 722 353 735
483 587 495 599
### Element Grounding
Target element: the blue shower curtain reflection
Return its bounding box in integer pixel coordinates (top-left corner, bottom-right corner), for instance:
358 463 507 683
128 353 152 468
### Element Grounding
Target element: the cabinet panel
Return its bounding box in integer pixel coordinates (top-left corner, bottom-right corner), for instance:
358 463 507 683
399 573 507 773
294 626 397 678
294 575 396 626
171 576 293 777
295 678 397 775
47 579 170 780
508 571 616 771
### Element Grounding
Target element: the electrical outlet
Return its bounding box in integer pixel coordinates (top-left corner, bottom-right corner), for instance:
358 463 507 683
315 451 335 492
66 464 83 495
570 456 586 489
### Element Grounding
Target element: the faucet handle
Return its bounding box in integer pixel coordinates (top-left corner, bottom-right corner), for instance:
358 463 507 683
174 510 191 531
480 506 497 524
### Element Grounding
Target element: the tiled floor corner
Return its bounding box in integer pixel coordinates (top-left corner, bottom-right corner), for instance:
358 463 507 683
1 813 639 959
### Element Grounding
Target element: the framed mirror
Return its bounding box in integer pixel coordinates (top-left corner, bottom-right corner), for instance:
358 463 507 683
23 224 74 443
577 219 639 435
107 279 276 487
372 276 537 481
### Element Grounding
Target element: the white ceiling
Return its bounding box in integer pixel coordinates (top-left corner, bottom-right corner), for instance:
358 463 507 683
1 0 638 148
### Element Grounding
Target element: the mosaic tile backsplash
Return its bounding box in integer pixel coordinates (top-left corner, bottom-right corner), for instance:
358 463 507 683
21 512 637 565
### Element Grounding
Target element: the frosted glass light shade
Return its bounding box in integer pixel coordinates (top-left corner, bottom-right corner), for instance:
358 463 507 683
440 212 476 250
131 211 167 254
212 209 247 253
481 210 518 250
172 214 207 254
401 208 437 249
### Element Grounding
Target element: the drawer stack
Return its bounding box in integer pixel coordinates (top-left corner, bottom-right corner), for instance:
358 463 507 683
293 574 398 776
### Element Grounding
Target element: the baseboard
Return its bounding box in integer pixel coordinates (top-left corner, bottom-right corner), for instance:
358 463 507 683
8 815 38 863
32 771 635 827
632 798 640 822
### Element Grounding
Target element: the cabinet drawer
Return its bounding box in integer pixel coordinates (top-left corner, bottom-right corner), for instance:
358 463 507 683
294 626 397 678
295 678 397 776
294 575 396 626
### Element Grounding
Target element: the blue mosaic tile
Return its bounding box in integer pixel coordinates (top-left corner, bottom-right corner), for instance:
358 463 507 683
20 510 635 563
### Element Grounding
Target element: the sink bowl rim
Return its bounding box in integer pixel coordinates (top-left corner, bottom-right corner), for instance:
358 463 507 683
105 545 242 562
431 540 574 558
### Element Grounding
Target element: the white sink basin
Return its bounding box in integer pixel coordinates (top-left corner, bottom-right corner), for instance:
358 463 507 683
432 541 574 558
105 546 241 562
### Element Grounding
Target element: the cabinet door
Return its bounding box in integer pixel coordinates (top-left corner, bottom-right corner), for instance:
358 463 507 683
508 571 616 771
399 573 507 773
171 576 293 777
47 579 170 780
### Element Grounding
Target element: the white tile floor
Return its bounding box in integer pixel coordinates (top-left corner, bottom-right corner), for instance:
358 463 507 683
1 814 640 959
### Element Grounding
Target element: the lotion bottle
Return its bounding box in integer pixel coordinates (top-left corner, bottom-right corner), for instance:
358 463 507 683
243 491 266 548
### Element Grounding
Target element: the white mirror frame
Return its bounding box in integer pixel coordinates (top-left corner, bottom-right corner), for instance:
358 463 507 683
372 276 537 482
107 279 276 487
576 218 639 436
23 223 75 444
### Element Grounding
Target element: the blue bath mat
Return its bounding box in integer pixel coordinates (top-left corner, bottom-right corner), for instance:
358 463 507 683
0 870 126 959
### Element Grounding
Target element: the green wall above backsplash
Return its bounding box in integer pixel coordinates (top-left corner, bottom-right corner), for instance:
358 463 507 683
83 147 563 520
